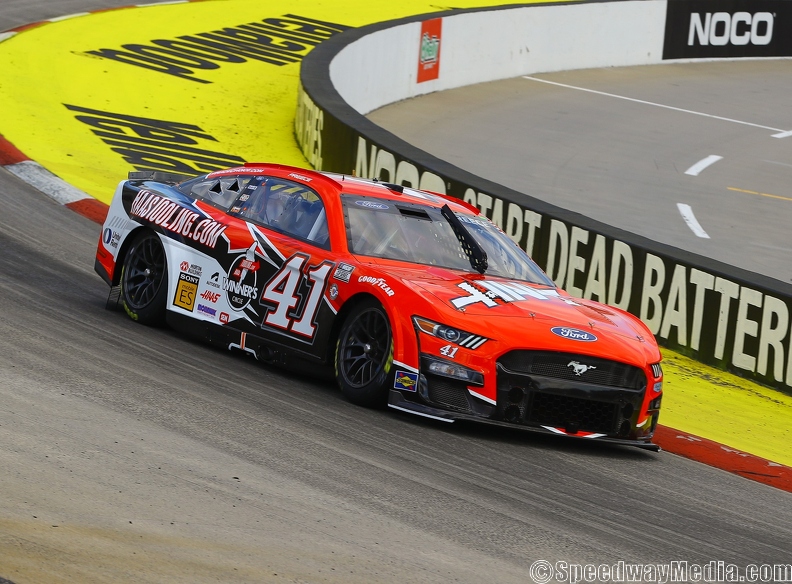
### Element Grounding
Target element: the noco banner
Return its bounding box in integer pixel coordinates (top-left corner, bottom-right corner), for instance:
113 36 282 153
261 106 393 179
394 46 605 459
296 2 792 393
663 0 792 59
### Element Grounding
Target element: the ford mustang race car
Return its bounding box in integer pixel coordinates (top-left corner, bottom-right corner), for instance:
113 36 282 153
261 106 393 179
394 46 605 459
95 163 663 449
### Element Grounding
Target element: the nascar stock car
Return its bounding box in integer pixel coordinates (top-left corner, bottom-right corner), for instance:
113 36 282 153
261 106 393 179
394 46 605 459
95 162 663 449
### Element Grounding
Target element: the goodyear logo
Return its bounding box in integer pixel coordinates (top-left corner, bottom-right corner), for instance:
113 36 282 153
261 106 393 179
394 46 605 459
394 370 418 392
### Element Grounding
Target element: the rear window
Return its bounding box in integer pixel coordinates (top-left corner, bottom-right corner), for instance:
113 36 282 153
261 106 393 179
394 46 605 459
177 174 258 211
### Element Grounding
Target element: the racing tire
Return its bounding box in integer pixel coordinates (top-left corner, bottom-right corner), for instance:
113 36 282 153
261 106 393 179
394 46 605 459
120 230 168 326
335 299 393 407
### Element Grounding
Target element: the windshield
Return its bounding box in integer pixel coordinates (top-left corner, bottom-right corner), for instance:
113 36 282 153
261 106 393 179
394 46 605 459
342 195 553 285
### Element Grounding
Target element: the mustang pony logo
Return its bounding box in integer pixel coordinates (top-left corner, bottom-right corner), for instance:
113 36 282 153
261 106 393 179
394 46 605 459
567 361 597 376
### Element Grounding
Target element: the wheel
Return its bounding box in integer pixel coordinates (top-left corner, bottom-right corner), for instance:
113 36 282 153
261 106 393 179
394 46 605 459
120 230 168 326
335 299 393 407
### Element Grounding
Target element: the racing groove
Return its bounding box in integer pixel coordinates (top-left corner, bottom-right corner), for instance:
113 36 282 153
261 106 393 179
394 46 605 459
1 3 792 583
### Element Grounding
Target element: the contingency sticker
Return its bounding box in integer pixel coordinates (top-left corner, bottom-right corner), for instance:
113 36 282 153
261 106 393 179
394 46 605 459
394 370 418 392
173 272 199 311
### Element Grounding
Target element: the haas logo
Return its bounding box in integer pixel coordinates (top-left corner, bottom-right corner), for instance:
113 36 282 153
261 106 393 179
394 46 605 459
568 361 596 376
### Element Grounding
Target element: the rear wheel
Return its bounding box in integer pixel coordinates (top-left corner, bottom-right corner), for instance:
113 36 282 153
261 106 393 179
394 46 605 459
335 299 393 407
121 231 168 326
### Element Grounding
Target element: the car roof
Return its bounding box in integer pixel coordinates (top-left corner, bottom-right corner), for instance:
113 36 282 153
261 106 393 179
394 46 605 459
205 163 479 216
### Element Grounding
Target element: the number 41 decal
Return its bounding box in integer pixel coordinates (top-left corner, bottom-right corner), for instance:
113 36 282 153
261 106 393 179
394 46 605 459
439 344 458 358
261 254 333 339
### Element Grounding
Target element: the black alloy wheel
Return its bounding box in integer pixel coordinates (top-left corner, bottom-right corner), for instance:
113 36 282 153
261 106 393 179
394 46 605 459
121 230 168 325
336 299 393 407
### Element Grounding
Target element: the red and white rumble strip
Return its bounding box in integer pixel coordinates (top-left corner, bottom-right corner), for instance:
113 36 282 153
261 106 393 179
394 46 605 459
0 132 109 223
0 2 193 224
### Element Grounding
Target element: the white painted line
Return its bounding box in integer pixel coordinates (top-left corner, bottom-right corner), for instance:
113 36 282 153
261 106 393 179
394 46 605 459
685 155 722 176
0 32 17 43
6 161 90 205
772 130 792 139
48 12 89 22
522 76 785 134
677 203 710 239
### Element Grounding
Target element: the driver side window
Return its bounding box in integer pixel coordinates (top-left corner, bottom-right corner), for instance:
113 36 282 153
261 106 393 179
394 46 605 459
236 177 329 249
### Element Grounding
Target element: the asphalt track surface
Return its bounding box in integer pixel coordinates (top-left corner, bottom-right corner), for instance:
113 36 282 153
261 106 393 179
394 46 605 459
369 61 792 284
1 4 792 584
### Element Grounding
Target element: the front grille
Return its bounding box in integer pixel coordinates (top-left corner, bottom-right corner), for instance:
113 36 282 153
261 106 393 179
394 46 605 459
498 351 646 390
526 392 619 434
427 377 472 412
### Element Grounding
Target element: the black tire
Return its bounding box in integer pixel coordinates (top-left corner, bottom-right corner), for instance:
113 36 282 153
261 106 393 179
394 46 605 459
120 230 168 326
335 299 393 407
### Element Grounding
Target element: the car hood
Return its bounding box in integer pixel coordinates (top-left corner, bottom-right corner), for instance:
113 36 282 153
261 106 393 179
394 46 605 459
374 264 659 365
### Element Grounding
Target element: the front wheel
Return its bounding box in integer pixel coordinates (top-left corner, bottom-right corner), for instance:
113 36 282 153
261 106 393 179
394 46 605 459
120 230 168 326
335 299 393 407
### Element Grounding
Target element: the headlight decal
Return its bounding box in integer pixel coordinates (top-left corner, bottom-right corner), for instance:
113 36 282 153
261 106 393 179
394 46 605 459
412 316 488 350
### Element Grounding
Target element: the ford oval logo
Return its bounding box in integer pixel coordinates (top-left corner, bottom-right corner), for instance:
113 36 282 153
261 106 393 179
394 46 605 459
355 200 389 210
551 327 598 342
103 228 113 244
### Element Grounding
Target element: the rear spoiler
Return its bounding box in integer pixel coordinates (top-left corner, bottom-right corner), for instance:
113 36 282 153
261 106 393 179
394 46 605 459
127 171 196 184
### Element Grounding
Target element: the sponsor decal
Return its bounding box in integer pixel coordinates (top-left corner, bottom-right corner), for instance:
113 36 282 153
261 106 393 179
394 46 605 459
333 262 354 283
232 258 260 279
288 172 312 182
85 15 351 83
653 381 663 393
219 312 230 324
66 105 245 175
197 303 217 318
226 245 260 310
567 361 597 376
551 327 598 342
358 275 394 296
355 200 389 210
103 228 121 249
200 290 221 303
394 370 418 392
180 261 202 277
224 277 259 310
450 280 578 310
173 272 199 311
417 18 442 83
328 283 339 300
663 0 792 59
207 271 221 289
129 190 227 248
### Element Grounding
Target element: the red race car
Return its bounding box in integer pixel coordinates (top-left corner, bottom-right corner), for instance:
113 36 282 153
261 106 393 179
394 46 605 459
95 162 663 449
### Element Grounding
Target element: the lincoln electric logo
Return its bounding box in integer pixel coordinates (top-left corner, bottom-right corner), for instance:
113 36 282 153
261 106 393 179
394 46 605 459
551 327 598 342
688 12 774 46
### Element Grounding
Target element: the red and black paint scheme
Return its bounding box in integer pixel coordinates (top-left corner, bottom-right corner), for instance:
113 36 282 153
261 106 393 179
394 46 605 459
96 163 663 449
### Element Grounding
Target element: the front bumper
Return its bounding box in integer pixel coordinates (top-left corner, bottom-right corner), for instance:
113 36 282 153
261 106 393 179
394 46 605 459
387 359 661 451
